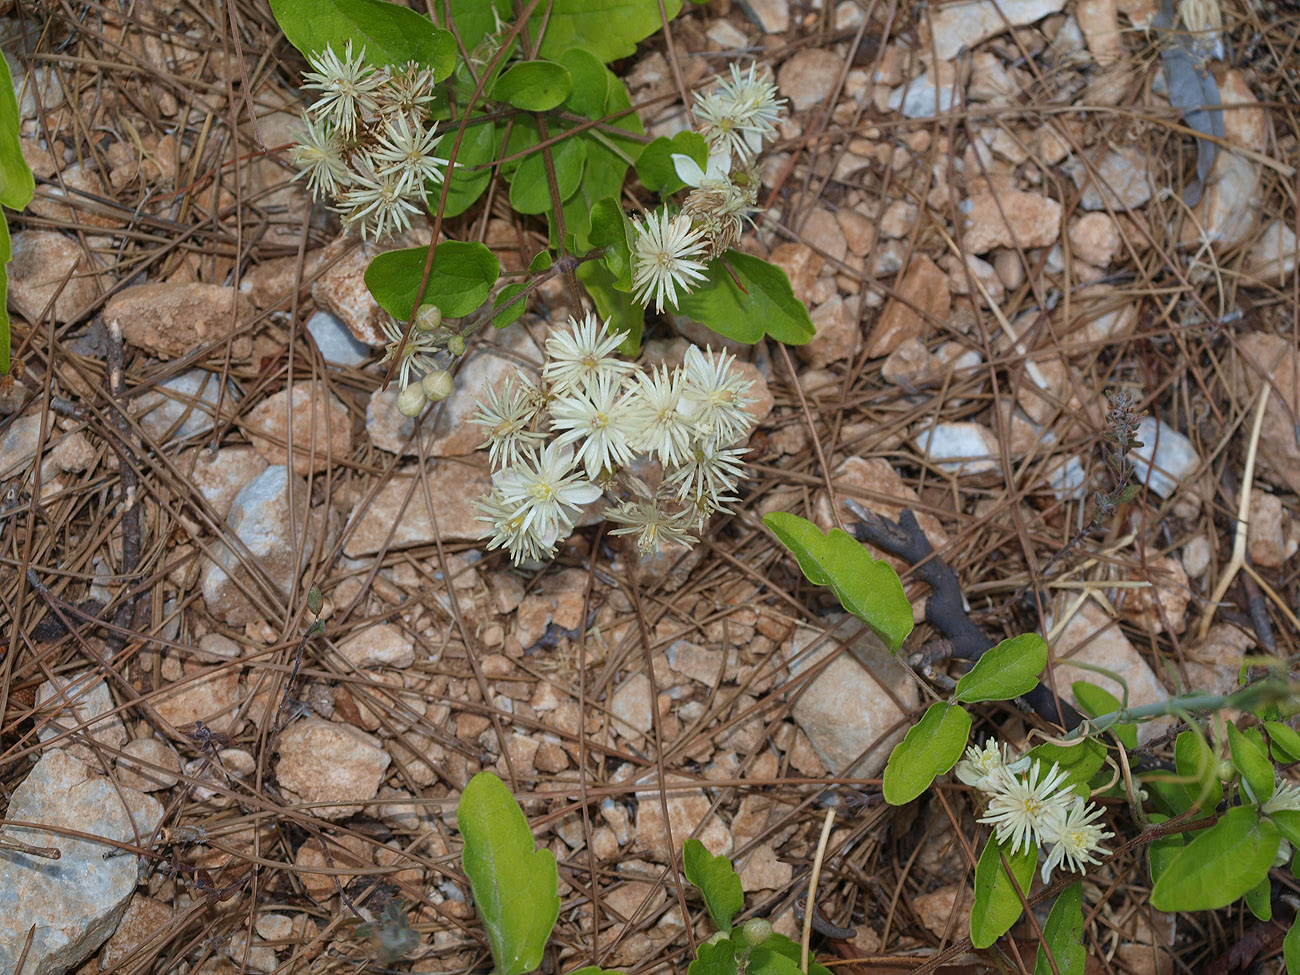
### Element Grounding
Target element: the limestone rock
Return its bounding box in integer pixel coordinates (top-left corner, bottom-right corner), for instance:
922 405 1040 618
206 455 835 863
98 895 174 971
813 456 949 549
1052 600 1169 743
634 784 732 861
881 337 944 388
134 370 234 443
928 0 1066 59
785 617 921 776
867 255 949 358
0 414 42 481
1130 417 1198 498
887 62 961 118
154 667 243 738
960 187 1061 252
240 380 352 475
1247 489 1296 568
181 446 268 519
611 673 654 744
306 309 372 367
104 283 249 360
913 422 1001 475
1237 332 1300 494
337 622 415 670
1065 147 1152 211
34 672 128 765
1068 212 1120 266
311 237 390 346
275 718 391 820
778 49 844 111
1244 219 1298 285
201 465 328 624
342 462 492 556
736 0 789 32
115 737 182 792
799 295 860 368
0 751 164 975
1075 0 1122 62
1182 72 1267 249
1114 554 1190 635
7 231 104 323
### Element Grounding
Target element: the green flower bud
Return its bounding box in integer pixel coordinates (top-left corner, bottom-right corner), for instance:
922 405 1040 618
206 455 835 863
1216 759 1237 782
414 304 442 332
741 918 772 947
446 334 466 356
422 369 454 402
396 381 426 417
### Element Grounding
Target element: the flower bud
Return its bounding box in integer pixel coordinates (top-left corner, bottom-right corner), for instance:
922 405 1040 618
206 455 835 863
422 369 454 402
1216 759 1237 782
741 918 772 947
396 381 426 416
414 304 442 332
446 334 466 356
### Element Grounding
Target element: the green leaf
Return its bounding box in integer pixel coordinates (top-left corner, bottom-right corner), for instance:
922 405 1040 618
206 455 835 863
1145 816 1184 886
1071 681 1137 749
365 241 500 320
764 934 835 975
687 939 737 975
434 119 498 218
1270 810 1300 849
674 252 816 346
577 257 644 354
1245 876 1273 921
559 48 610 119
457 771 560 975
492 282 529 328
0 218 10 376
588 198 635 287
443 0 513 50
1033 883 1085 975
1172 729 1223 814
509 136 587 215
535 0 685 63
269 0 455 77
494 60 573 112
1150 806 1279 911
529 251 554 273
762 511 914 652
746 948 805 975
882 703 972 805
1229 723 1276 804
0 54 33 212
971 837 1037 949
1023 739 1107 799
682 838 744 934
1268 722 1300 764
1286 913 1300 975
954 634 1047 703
636 131 709 194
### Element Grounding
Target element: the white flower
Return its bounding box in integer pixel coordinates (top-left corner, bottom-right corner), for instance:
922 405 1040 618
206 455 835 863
542 313 632 393
493 442 602 541
302 41 384 137
679 346 754 447
627 366 694 467
631 210 709 313
290 113 350 198
1264 781 1300 816
474 487 556 564
472 377 545 469
954 739 1030 792
377 62 438 119
338 161 423 240
672 151 731 190
666 439 747 520
549 374 640 478
1038 798 1112 883
692 63 785 165
605 500 698 554
378 317 441 390
369 114 447 195
979 760 1075 856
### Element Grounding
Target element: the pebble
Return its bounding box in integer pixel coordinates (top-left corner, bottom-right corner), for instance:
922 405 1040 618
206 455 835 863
913 421 1001 475
1114 554 1190 635
1052 600 1170 743
1067 212 1121 266
98 895 174 971
0 751 163 975
49 431 95 473
866 255 949 358
1075 0 1122 62
634 783 733 861
181 446 269 519
967 52 1020 102
736 0 789 33
342 462 493 557
942 252 1005 306
26 161 115 229
610 673 654 743
275 718 391 820
201 465 328 624
1130 417 1199 498
0 414 42 481
928 0 1067 59
366 324 540 457
913 885 974 940
237 250 323 309
34 671 128 765
135 369 234 443
1238 332 1300 495
1245 219 1298 285
115 737 182 792
814 456 949 548
311 237 390 346
881 336 943 387
337 622 416 669
154 665 242 738
960 186 1062 252
306 309 372 367
785 618 920 777
104 282 250 360
240 380 352 475
887 62 961 118
799 295 860 368
7 231 104 323
1181 535 1211 579
800 206 848 264
738 844 793 891
836 207 874 256
1065 147 1152 211
1247 489 1296 568
878 200 916 239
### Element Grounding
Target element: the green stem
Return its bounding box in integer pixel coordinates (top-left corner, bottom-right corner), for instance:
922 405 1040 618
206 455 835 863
1064 681 1291 741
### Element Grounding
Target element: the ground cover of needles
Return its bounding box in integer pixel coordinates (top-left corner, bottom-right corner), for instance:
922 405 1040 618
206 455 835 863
1 0 1298 972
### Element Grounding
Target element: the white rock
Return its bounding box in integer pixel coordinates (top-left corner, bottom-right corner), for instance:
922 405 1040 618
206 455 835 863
1245 219 1298 285
0 751 163 975
34 672 128 765
778 49 844 111
182 446 268 519
134 370 234 443
0 413 43 481
7 230 104 324
1130 417 1198 498
786 619 920 777
928 0 1066 59
913 422 1001 475
888 62 961 118
1065 147 1152 210
611 673 654 742
275 718 391 820
306 309 371 367
336 622 415 670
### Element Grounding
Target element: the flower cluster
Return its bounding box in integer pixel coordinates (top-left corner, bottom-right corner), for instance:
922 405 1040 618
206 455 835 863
630 63 786 313
471 313 756 564
289 41 446 240
955 739 1113 884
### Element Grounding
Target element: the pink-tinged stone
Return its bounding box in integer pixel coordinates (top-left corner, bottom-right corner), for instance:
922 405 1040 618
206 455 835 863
240 380 352 475
105 283 250 360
